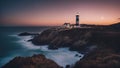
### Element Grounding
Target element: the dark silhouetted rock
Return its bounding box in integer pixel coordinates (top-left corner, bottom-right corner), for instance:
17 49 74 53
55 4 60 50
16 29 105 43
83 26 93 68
18 32 39 36
31 26 120 52
74 49 120 68
66 65 70 68
27 24 120 68
75 54 79 57
2 54 61 68
31 28 94 51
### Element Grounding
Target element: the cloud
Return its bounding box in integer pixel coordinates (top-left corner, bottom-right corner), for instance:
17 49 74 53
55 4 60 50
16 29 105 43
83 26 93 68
118 18 120 20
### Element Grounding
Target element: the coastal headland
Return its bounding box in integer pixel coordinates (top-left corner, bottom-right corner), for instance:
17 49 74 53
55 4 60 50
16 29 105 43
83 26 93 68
2 22 120 68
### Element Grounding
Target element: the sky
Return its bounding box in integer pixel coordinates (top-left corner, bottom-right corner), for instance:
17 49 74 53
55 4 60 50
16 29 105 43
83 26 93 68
0 0 120 26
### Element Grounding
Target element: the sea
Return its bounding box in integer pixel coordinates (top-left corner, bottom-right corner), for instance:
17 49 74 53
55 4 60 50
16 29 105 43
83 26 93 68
0 26 84 68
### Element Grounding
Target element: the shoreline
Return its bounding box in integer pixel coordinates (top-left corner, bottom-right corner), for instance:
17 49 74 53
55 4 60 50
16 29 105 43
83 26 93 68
29 25 120 68
2 22 120 68
2 33 84 68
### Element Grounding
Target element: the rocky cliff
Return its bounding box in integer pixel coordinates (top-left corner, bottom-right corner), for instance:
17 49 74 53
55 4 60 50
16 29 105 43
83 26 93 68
31 27 120 52
3 23 120 68
31 28 93 51
74 47 120 68
30 27 120 68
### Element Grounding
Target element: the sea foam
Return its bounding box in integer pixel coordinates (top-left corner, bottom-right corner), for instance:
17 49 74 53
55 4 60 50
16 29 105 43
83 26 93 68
14 35 84 68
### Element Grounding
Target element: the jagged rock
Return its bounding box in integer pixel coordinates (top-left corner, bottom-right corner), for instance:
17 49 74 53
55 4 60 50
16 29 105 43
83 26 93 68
75 54 79 57
31 28 93 51
74 49 120 68
31 27 120 51
2 54 61 68
18 32 39 36
65 65 70 68
29 26 120 68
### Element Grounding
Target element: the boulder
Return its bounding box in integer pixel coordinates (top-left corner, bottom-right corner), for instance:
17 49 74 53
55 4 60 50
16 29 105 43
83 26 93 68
2 54 61 68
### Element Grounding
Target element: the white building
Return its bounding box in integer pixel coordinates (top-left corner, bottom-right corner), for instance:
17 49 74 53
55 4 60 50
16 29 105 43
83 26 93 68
63 23 71 28
63 13 81 28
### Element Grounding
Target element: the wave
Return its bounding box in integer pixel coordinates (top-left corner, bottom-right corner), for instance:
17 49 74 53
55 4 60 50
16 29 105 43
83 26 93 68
9 34 84 68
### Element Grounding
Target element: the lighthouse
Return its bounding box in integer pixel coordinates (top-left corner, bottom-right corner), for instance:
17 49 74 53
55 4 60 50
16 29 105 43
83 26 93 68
76 13 79 26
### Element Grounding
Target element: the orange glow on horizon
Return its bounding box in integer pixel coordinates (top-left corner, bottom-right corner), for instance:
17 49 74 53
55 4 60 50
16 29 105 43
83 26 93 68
0 0 119 26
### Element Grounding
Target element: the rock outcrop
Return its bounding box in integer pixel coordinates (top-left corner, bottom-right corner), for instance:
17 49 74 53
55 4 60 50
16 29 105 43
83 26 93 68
15 22 120 68
31 28 94 51
31 27 120 51
30 27 120 68
74 49 120 68
2 54 61 68
18 32 39 36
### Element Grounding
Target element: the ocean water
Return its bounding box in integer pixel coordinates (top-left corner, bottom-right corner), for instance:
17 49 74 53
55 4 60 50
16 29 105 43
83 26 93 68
0 27 84 68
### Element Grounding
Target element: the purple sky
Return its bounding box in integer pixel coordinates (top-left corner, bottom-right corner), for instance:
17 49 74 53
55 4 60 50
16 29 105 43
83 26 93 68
0 0 120 26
